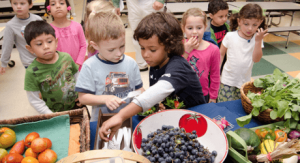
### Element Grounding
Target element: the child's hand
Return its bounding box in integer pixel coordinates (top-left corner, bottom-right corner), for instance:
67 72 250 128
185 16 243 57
99 114 123 142
159 103 166 111
184 36 199 53
0 67 6 75
75 98 83 107
255 28 268 42
115 8 120 16
106 95 126 111
152 1 164 10
208 99 216 103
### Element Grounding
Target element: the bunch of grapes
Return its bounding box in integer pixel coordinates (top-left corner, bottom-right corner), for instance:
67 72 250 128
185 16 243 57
141 125 217 163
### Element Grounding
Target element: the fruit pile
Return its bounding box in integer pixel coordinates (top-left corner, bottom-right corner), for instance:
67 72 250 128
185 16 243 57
0 127 57 163
140 125 217 163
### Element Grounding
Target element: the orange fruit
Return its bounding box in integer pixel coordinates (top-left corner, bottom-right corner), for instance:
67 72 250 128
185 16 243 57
38 149 57 163
21 156 39 163
25 148 38 158
43 138 52 149
31 138 47 153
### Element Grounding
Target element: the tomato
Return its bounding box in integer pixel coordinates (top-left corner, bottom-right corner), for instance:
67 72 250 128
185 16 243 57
275 130 287 142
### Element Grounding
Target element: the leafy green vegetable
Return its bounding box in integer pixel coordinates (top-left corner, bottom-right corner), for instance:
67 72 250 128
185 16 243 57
237 68 300 130
137 106 157 116
164 97 185 109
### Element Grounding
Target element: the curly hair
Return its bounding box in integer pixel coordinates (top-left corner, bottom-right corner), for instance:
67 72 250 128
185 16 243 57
208 0 229 15
230 3 267 31
134 12 184 58
44 0 71 20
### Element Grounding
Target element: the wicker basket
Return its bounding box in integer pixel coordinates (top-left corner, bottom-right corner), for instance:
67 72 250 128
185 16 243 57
0 107 90 152
240 81 283 124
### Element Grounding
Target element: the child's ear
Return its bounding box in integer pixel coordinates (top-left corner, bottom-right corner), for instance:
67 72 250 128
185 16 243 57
55 38 58 48
29 3 33 9
89 41 99 50
209 13 213 19
181 24 185 32
26 45 34 54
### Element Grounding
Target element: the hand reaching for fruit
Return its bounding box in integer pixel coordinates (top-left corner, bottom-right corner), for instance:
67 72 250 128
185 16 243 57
105 95 126 111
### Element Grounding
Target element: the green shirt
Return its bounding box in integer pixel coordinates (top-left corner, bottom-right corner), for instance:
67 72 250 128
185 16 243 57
112 0 164 8
24 51 78 112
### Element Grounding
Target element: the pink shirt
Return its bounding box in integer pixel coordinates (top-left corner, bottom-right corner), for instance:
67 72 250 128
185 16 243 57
186 43 220 99
51 21 87 66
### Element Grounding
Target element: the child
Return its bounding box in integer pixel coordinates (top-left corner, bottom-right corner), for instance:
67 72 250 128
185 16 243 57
218 3 268 102
206 0 230 74
0 0 42 74
45 0 87 70
24 20 81 113
75 11 144 122
99 12 206 141
84 0 115 58
182 8 220 103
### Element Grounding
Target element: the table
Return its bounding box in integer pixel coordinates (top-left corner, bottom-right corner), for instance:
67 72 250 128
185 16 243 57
165 2 239 14
0 0 45 18
89 99 263 150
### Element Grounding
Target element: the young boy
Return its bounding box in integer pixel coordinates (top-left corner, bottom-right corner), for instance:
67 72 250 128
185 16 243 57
206 0 230 73
75 12 144 122
0 0 42 74
24 20 80 114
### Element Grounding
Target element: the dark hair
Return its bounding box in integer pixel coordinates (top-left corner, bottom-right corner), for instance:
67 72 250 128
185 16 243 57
24 20 56 45
208 0 229 15
134 12 184 57
10 0 32 5
230 3 266 31
44 0 71 20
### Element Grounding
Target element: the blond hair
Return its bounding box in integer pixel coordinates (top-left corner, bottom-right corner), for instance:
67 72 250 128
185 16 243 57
86 11 125 53
182 8 207 27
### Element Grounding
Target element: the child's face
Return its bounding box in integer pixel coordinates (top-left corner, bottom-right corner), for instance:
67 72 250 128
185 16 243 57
209 10 228 27
26 34 58 64
183 16 207 43
139 35 169 69
49 0 68 18
11 0 32 19
91 35 125 63
238 18 263 39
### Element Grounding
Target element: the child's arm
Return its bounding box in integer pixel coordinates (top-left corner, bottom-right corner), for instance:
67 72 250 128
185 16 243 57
75 24 87 66
209 46 221 103
253 28 268 63
26 91 53 114
0 26 15 74
99 80 174 141
220 43 227 68
78 93 125 111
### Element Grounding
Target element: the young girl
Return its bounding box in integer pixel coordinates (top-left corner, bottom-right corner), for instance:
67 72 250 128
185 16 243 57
182 8 220 103
99 12 206 141
45 0 87 70
84 0 115 58
218 3 268 102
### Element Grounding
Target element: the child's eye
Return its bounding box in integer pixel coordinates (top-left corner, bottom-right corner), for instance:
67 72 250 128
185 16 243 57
50 3 55 6
188 28 192 30
36 43 42 46
197 27 201 29
140 47 145 50
150 50 156 52
60 2 64 5
48 40 52 43
108 49 114 52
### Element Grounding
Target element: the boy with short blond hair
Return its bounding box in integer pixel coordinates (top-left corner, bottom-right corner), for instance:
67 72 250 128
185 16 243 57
0 0 42 74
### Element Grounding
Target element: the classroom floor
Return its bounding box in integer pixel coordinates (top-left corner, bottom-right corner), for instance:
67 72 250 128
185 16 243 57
0 0 300 121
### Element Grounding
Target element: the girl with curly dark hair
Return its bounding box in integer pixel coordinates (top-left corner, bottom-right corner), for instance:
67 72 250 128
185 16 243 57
99 12 206 141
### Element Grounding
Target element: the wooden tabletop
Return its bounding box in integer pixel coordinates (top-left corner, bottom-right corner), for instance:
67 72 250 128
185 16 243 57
228 2 300 11
0 0 45 8
165 2 239 14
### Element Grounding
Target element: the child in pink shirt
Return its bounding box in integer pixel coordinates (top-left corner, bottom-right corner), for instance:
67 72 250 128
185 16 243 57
45 0 86 70
182 8 220 103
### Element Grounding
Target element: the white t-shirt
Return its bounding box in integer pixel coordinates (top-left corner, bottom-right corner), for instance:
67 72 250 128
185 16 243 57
221 31 264 88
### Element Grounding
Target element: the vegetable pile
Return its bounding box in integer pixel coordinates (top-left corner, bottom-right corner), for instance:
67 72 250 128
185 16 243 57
237 69 300 132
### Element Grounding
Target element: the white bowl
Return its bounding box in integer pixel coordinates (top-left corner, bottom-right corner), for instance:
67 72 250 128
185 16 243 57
132 109 228 162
